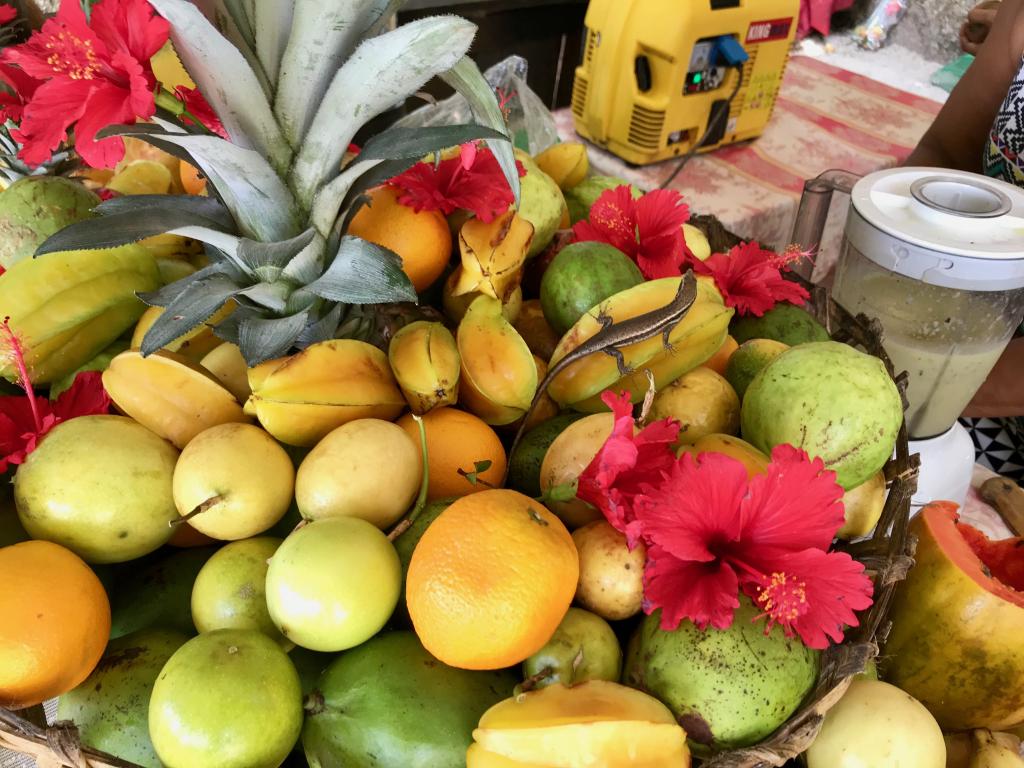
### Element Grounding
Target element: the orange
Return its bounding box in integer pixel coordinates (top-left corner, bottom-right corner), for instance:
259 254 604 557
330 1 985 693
406 489 578 669
701 334 739 376
347 185 452 292
0 541 110 709
397 407 506 501
180 159 207 196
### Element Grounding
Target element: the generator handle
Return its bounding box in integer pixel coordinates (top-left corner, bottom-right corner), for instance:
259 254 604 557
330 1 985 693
789 169 862 281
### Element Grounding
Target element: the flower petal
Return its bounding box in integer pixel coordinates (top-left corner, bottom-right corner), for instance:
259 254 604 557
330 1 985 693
13 77 89 167
51 371 111 422
571 186 638 259
576 391 641 534
0 5 16 24
742 547 874 650
634 451 749 562
644 546 741 631
739 444 846 552
634 189 690 279
72 79 138 168
90 0 169 63
685 241 810 317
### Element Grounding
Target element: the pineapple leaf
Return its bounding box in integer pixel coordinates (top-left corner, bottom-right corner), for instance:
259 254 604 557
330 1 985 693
365 0 407 37
96 195 235 231
254 0 293 86
311 157 414 238
238 310 309 365
153 134 302 242
35 208 232 256
148 0 290 174
355 123 510 163
236 282 290 313
441 56 520 206
137 263 234 308
167 226 243 257
305 235 416 305
297 303 343 347
275 0 397 148
140 274 242 356
236 229 317 280
289 15 477 208
282 234 327 285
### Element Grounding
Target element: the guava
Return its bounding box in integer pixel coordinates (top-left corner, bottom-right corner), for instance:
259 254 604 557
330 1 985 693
540 242 643 334
507 412 586 498
623 598 819 753
564 176 639 225
57 629 189 768
302 631 515 768
516 150 567 258
149 629 303 768
741 341 903 489
522 607 621 688
0 176 99 269
730 303 829 346
724 338 789 399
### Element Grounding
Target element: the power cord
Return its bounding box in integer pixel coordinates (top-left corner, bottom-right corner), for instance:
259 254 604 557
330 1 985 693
660 64 745 189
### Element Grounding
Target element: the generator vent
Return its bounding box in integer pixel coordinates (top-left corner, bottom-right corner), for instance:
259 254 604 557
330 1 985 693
730 45 759 122
572 75 589 118
628 104 665 150
584 27 597 66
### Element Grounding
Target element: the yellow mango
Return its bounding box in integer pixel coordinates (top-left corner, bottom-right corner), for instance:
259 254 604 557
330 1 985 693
0 245 160 384
534 142 589 191
199 342 251 403
388 321 460 415
538 413 614 529
132 304 233 363
451 210 533 302
548 276 732 410
457 296 538 426
245 340 405 447
678 434 770 479
102 350 249 449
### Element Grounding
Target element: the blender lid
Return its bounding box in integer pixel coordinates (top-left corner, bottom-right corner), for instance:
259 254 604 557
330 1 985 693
848 167 1024 290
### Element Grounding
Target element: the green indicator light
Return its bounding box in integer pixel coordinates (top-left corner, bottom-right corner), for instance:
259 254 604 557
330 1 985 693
693 73 702 83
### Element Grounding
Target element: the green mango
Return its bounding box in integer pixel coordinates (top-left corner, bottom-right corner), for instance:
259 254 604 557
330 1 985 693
623 598 819 754
730 303 829 346
109 546 219 639
289 646 337 699
0 176 99 270
741 341 903 489
149 629 303 768
57 628 189 768
540 242 643 335
515 150 565 258
48 339 129 398
302 631 516 768
506 412 586 497
564 176 639 225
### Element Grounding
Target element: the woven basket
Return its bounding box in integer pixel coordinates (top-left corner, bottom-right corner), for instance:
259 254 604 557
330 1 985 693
0 216 919 768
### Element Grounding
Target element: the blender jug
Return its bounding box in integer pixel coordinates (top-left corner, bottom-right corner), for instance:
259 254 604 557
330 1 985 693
792 167 1024 508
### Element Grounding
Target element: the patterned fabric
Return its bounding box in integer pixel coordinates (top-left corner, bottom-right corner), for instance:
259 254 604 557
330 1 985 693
963 417 1024 482
983 57 1024 186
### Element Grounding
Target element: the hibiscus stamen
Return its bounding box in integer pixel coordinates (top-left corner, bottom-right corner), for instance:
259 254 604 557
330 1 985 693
0 316 42 434
754 571 810 625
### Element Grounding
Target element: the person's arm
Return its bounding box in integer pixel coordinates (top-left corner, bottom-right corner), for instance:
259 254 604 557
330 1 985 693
963 338 1024 418
907 0 1024 170
961 1 1002 54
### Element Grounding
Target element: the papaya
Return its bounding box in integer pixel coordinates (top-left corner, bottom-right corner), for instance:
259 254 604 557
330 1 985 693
883 502 1024 730
547 276 732 412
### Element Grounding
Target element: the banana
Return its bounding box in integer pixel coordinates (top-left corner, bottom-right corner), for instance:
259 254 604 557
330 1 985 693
547 276 733 411
132 304 234 363
457 295 538 426
971 730 1024 768
534 142 589 190
388 321 460 415
0 245 160 384
245 339 405 447
102 350 250 449
199 342 251 403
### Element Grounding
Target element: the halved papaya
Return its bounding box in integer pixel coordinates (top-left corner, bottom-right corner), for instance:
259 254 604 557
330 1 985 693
882 501 1024 730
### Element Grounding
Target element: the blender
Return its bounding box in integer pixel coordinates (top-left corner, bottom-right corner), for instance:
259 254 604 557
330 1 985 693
792 167 1024 509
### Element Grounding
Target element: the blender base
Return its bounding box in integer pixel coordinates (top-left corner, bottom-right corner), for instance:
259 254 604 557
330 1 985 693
908 422 976 511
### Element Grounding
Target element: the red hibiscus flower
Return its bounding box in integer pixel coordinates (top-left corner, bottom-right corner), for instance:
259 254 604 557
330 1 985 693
575 390 680 547
388 143 526 222
0 318 110 473
174 85 227 138
685 241 810 317
572 186 693 280
634 444 874 649
0 5 15 24
1 0 169 169
0 63 41 124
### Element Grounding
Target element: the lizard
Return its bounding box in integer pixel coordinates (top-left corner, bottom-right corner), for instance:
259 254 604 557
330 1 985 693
504 269 699 481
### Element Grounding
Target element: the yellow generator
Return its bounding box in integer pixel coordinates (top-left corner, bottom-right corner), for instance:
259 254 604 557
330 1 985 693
572 0 800 166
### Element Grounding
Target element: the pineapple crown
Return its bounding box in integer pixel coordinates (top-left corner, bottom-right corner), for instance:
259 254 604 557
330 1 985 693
38 0 518 366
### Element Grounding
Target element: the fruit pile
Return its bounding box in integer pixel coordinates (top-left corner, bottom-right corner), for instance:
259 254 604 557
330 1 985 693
0 1 1022 768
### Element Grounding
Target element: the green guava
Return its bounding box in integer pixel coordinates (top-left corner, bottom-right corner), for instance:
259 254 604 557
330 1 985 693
540 242 643 334
741 341 903 489
506 412 586 498
724 338 789 399
623 598 819 753
0 176 99 269
302 631 516 768
57 629 189 768
516 150 565 258
730 303 829 346
522 607 621 688
149 629 303 768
